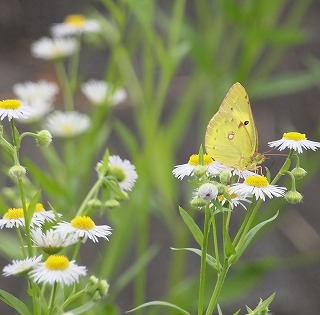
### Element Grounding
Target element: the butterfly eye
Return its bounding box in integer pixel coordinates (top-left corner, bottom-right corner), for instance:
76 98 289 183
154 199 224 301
244 121 249 125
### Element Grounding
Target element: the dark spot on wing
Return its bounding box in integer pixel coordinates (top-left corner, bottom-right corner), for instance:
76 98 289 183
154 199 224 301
244 121 249 125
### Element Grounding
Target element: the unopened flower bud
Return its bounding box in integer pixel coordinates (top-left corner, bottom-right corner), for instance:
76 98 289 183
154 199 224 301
291 167 307 180
98 279 109 297
285 190 303 204
219 170 232 185
104 199 120 209
194 165 208 178
8 165 26 179
216 183 225 195
36 130 52 147
91 291 102 301
87 199 102 209
116 191 128 201
190 197 206 208
198 183 218 201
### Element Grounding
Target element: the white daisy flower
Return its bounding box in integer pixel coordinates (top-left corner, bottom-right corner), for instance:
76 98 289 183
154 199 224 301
229 175 286 201
218 187 251 210
81 79 127 106
0 208 43 229
108 155 138 191
208 161 256 179
17 100 52 123
3 255 42 276
13 80 59 104
28 203 61 224
29 255 87 286
31 228 77 254
55 216 112 243
0 99 34 121
51 14 101 37
31 37 79 60
268 132 320 154
45 110 91 138
173 154 218 179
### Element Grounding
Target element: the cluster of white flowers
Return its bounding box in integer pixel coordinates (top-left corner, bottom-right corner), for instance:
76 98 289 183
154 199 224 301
174 132 320 207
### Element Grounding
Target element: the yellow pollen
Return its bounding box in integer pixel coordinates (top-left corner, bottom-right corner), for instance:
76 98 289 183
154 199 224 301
188 154 213 166
64 14 86 27
45 255 69 270
61 124 75 135
283 132 306 141
244 176 269 188
71 216 95 230
3 208 24 220
0 99 21 110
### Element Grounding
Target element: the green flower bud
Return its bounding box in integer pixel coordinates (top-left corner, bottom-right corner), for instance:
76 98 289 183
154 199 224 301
91 291 102 302
116 191 129 201
87 199 103 209
36 130 52 147
8 165 27 179
89 275 99 285
198 183 218 201
98 280 109 297
104 199 120 209
291 167 307 180
216 183 225 195
219 169 232 185
193 165 208 177
285 190 303 204
190 197 206 208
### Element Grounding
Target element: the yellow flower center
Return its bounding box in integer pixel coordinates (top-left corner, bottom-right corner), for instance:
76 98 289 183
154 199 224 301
45 255 69 270
3 208 24 219
26 203 45 212
61 124 75 135
283 132 306 141
64 14 86 27
188 154 213 166
71 216 95 230
244 176 269 188
0 99 21 110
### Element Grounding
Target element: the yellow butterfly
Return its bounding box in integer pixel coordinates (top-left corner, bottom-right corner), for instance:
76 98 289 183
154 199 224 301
205 82 264 171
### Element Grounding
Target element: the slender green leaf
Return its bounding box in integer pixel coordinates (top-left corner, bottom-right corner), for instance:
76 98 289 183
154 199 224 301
0 290 32 315
232 212 279 263
178 206 203 246
127 301 190 315
66 301 96 315
171 247 221 270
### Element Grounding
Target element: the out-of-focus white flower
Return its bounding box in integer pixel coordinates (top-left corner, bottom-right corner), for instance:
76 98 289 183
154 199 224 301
51 14 101 37
45 110 91 138
31 37 79 60
3 255 42 276
81 79 127 106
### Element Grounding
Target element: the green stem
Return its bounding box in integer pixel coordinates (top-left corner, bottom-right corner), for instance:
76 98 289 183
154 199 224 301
10 120 33 257
48 282 58 314
76 177 104 216
72 239 83 261
204 262 229 315
16 228 26 258
198 204 210 315
54 60 74 111
211 211 220 273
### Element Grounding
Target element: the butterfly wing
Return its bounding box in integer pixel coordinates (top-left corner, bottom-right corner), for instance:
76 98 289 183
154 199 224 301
205 82 258 170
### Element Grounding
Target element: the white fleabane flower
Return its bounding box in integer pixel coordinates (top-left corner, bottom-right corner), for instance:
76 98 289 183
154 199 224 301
13 80 59 104
0 99 34 121
268 132 320 154
17 100 52 123
197 183 218 201
0 208 42 229
218 188 251 210
29 255 87 286
108 155 138 191
3 255 42 276
229 175 286 201
208 161 256 179
51 14 101 37
28 203 61 224
81 79 127 106
55 216 112 243
45 110 91 138
31 37 79 60
31 228 76 254
173 154 216 179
